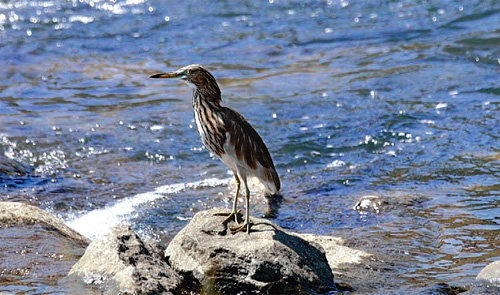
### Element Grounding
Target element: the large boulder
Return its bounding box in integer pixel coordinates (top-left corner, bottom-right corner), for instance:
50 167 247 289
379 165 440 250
0 202 89 292
68 225 198 295
165 208 336 294
476 260 500 287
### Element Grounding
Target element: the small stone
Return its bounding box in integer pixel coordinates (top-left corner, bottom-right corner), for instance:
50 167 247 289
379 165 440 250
353 195 384 214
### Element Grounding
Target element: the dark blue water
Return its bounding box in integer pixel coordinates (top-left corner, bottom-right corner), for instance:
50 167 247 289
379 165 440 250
0 0 499 293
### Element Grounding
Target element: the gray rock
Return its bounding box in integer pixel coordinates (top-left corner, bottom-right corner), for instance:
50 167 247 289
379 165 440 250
165 208 335 294
295 234 378 292
0 202 89 291
476 261 500 287
353 195 386 214
0 201 89 246
353 193 429 215
296 234 372 269
68 225 196 295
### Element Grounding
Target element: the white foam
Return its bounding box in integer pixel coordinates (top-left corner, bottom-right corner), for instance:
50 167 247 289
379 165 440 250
68 15 95 24
150 125 164 131
66 177 230 240
419 119 435 124
435 103 447 109
327 160 346 168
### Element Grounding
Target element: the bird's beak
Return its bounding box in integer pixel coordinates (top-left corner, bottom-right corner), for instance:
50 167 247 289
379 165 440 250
149 72 182 79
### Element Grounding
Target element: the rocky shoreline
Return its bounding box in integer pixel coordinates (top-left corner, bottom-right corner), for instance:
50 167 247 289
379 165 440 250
1 201 498 294
67 208 357 294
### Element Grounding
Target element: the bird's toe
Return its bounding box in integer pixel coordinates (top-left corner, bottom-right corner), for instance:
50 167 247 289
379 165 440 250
214 210 241 225
230 221 251 234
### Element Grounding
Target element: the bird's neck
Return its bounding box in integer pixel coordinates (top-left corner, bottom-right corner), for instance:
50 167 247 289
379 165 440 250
192 88 222 110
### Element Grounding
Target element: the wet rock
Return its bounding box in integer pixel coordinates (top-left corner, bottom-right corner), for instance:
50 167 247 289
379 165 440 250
476 260 500 287
296 234 372 269
68 225 197 295
0 201 89 246
353 193 428 214
0 155 32 176
0 202 89 290
353 195 386 214
372 284 469 295
429 283 468 295
299 233 397 292
165 208 336 295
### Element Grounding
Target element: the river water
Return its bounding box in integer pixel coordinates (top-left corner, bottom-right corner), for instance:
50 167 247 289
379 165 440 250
0 0 499 294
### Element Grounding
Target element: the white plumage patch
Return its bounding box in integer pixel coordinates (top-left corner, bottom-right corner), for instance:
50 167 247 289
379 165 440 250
221 132 278 194
193 109 206 144
220 132 239 173
182 80 196 89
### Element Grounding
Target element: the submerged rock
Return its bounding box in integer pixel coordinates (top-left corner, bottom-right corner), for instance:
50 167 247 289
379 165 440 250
476 260 500 287
353 195 386 214
428 283 468 295
165 208 336 294
353 193 429 215
68 225 197 295
0 202 89 290
0 155 32 176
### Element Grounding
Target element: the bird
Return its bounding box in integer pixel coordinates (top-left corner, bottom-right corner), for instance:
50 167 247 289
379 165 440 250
150 64 280 233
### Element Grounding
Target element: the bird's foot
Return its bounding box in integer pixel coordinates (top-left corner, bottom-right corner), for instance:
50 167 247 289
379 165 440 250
230 220 251 234
214 210 241 225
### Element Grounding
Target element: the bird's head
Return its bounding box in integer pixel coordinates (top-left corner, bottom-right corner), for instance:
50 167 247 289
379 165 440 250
149 64 218 91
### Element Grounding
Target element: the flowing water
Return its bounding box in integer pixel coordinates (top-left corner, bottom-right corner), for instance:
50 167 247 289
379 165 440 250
0 0 499 293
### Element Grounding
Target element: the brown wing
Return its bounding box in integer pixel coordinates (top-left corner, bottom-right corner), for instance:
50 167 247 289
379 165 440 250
222 107 280 191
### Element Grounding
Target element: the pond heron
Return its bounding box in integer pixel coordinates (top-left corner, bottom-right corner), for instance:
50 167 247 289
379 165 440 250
150 64 280 233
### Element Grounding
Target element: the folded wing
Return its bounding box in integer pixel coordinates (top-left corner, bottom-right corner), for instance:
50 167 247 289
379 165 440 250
222 107 280 193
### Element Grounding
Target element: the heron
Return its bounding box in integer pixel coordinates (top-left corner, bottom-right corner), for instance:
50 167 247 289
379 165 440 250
150 64 280 233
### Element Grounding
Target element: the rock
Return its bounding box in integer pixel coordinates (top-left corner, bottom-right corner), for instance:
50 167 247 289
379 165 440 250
0 202 89 291
428 283 468 295
353 193 429 214
367 284 469 295
476 260 500 287
297 233 393 292
68 225 197 294
296 234 372 270
165 208 336 294
0 201 89 246
0 155 32 176
353 195 385 214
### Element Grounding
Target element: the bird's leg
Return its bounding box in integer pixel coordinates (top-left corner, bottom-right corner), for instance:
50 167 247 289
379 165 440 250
231 181 251 234
214 174 240 224
224 175 241 224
